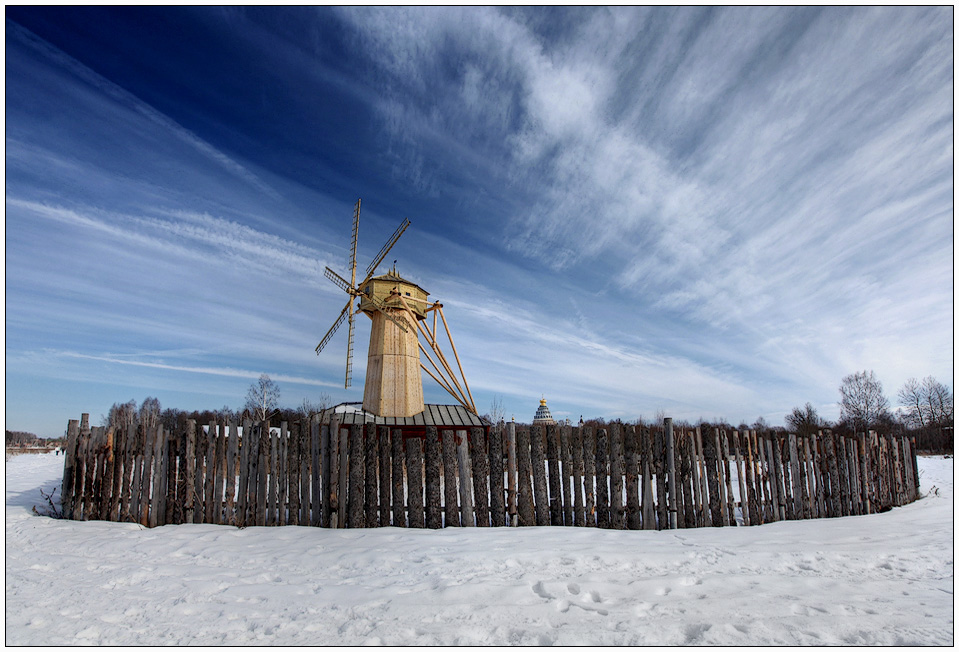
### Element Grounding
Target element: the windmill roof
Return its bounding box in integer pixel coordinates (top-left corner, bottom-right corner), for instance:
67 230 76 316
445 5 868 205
320 403 487 428
366 271 428 296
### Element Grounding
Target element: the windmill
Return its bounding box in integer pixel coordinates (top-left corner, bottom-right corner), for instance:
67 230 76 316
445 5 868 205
316 199 477 418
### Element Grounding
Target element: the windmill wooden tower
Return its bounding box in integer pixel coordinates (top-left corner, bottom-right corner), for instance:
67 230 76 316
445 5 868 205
316 199 477 418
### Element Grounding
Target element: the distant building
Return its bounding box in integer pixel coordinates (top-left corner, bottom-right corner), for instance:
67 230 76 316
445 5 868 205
532 398 555 425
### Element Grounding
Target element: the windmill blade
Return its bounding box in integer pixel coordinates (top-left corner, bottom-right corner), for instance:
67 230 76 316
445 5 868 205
344 301 355 388
324 266 356 295
363 218 410 280
315 298 352 354
349 199 360 288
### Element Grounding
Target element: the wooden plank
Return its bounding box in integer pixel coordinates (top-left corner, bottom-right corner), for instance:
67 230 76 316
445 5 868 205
721 430 736 526
546 424 563 526
425 426 442 529
61 419 80 518
654 426 668 530
391 428 405 527
594 428 609 529
507 421 518 526
456 429 475 526
787 434 801 519
582 427 596 527
338 424 349 528
312 418 322 527
609 423 625 530
299 422 310 525
322 417 335 528
641 427 656 530
405 435 425 528
571 425 585 527
442 429 459 527
287 422 301 525
688 430 702 527
107 425 124 521
704 428 722 527
235 420 250 526
365 423 379 528
824 431 840 517
348 424 365 528
277 422 289 525
100 426 118 521
378 425 391 527
516 426 535 526
489 423 505 527
665 419 678 529
769 434 785 521
731 431 747 526
470 427 490 527
560 424 573 527
164 427 178 524
211 422 224 525
678 429 693 528
254 421 268 526
625 423 641 530
266 424 277 525
138 426 154 526
744 430 759 525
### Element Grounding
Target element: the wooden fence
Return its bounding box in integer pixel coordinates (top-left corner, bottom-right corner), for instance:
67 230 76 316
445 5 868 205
59 414 921 529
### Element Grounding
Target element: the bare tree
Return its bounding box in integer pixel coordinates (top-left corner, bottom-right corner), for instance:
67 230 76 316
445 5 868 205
897 378 926 429
139 397 162 431
105 399 138 429
839 370 890 433
786 402 823 436
298 393 332 420
483 395 505 425
244 374 280 422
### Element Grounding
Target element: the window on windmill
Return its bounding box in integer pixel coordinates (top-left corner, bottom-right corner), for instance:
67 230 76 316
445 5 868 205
405 292 410 296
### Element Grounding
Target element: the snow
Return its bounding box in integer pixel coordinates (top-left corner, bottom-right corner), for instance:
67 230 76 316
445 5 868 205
5 452 954 645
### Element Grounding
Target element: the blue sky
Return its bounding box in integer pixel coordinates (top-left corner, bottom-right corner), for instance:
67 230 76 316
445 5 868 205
5 7 953 437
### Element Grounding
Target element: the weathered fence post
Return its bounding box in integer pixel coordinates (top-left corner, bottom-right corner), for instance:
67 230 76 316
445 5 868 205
609 423 625 530
571 425 585 527
560 424 573 527
365 423 379 528
641 427 656 530
516 426 535 526
625 423 641 530
594 428 610 529
391 429 405 527
546 424 563 526
582 426 596 527
665 418 677 529
456 430 475 526
425 426 442 529
312 418 322 527
378 425 391 527
405 435 425 529
61 419 80 517
489 423 506 527
470 427 490 527
348 424 365 529
442 429 459 527
507 421 518 526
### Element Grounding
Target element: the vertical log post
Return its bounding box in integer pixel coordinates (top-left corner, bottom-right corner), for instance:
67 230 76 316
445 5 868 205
348 424 365 529
531 425 550 527
442 429 460 527
378 425 391 527
640 427 655 529
733 431 748 526
507 421 518 527
312 418 322 527
470 427 490 527
391 429 405 527
365 423 380 528
405 435 425 529
582 427 596 527
571 425 585 526
425 426 442 529
516 427 535 526
625 423 642 530
665 418 678 529
609 423 625 530
456 430 475 526
489 423 506 527
560 424 573 527
594 428 610 529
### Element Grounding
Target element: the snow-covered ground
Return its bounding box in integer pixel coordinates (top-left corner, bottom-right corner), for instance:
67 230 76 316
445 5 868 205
5 452 954 645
